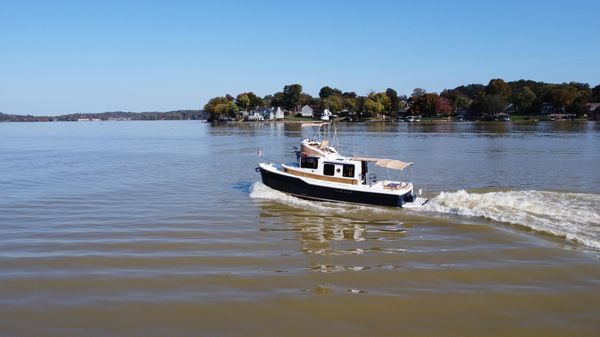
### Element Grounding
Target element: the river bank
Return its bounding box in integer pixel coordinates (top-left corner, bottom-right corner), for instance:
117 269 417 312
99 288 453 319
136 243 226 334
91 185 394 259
216 116 594 125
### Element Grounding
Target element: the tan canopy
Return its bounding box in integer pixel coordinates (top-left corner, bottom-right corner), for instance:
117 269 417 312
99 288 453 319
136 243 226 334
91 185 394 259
350 156 386 162
350 156 413 171
374 159 413 171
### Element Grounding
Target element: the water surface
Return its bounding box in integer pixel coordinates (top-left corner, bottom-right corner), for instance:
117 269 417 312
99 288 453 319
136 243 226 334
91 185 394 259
1 120 599 336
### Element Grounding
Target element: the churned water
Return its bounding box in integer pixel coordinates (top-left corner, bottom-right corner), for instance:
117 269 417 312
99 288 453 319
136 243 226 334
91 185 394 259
1 120 600 336
423 189 600 249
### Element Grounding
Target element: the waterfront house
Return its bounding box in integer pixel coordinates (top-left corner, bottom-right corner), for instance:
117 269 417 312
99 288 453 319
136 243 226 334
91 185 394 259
274 107 285 120
266 109 275 120
245 111 264 121
256 107 274 120
300 105 314 118
586 103 600 114
586 103 600 120
260 107 285 120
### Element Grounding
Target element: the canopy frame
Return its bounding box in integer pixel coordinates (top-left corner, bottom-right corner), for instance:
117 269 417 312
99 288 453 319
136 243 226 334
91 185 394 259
374 159 413 171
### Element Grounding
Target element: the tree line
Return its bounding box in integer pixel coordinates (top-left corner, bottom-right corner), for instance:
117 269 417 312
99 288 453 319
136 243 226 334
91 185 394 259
0 110 207 122
204 79 600 121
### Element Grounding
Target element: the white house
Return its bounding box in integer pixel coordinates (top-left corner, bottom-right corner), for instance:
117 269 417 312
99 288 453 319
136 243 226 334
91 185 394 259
245 111 264 121
274 107 284 120
300 105 314 118
257 107 285 120
257 107 273 120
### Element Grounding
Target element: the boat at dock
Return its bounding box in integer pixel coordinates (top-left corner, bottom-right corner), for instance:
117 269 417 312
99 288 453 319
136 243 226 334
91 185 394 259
257 127 428 208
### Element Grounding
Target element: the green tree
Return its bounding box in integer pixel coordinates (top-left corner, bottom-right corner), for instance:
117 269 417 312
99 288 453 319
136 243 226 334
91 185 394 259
343 97 357 112
421 93 439 116
368 92 391 114
455 95 472 110
454 84 485 99
591 84 600 102
355 96 366 114
364 97 384 117
319 86 342 99
204 96 239 121
270 92 286 108
479 94 507 118
235 93 250 111
411 88 426 97
511 86 536 114
283 84 303 111
245 92 264 110
262 94 273 107
385 88 400 112
214 103 231 116
486 78 511 98
381 93 393 112
566 82 591 117
299 93 314 107
550 86 578 112
321 95 344 113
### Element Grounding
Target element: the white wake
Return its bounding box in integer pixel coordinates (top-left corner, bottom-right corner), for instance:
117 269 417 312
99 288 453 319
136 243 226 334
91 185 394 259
250 182 600 249
249 182 396 217
422 190 600 249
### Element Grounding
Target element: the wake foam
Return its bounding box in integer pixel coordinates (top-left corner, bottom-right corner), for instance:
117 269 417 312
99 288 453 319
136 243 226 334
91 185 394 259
249 182 397 217
422 190 600 249
249 182 600 250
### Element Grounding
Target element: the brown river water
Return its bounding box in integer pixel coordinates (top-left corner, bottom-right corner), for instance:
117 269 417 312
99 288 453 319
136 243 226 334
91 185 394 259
1 120 599 336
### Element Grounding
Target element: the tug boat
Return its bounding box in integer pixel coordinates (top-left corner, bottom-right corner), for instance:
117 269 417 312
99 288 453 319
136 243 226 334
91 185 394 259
257 137 428 208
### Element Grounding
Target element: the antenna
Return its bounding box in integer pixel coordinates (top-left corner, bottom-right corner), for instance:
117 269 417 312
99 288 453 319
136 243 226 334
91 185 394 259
332 120 339 154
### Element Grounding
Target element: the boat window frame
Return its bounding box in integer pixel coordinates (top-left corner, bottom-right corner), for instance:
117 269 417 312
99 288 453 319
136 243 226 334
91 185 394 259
323 163 335 176
300 156 319 169
342 164 355 178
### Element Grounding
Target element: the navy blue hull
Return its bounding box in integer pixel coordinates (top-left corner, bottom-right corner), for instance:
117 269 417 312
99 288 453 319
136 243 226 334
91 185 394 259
260 167 414 207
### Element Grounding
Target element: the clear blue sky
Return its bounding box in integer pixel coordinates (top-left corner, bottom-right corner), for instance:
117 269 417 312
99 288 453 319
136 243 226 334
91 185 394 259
1 0 599 115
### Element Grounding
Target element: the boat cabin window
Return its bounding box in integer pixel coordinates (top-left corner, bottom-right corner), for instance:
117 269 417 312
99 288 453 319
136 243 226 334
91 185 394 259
300 157 319 169
323 163 335 176
342 164 355 178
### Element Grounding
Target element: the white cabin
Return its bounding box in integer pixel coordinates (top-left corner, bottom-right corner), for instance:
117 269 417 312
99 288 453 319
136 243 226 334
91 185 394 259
286 155 367 185
245 111 264 121
300 105 314 118
274 107 285 119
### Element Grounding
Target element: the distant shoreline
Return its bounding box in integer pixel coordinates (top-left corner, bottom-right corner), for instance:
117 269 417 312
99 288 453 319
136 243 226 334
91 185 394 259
0 110 207 122
1 117 595 124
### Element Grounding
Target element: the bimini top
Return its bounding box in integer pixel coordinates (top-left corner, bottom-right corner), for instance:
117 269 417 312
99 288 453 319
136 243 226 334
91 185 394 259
350 156 413 171
375 159 413 171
